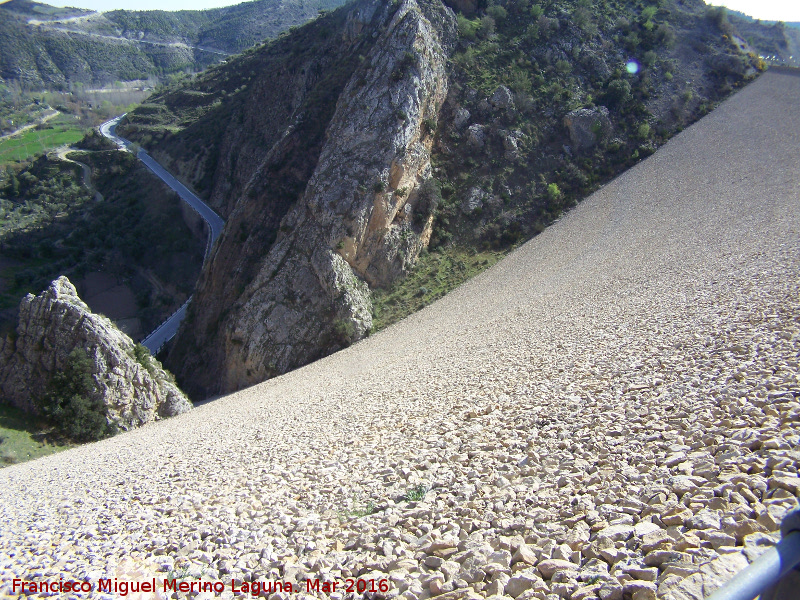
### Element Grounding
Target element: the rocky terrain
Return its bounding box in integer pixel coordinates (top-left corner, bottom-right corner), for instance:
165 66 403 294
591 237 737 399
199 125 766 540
0 69 797 600
120 0 769 399
0 276 191 431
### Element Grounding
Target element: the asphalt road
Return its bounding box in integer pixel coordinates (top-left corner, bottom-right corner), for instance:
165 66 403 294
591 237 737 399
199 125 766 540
99 115 225 353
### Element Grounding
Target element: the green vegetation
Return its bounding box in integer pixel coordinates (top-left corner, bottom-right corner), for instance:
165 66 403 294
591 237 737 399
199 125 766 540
0 0 350 91
432 0 762 271
133 343 156 376
404 484 429 502
35 348 116 442
0 401 74 466
371 246 505 332
0 148 202 335
0 115 84 165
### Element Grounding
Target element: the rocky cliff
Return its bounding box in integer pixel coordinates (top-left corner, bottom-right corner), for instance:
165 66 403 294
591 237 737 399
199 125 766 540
123 0 763 399
158 0 456 396
0 277 191 430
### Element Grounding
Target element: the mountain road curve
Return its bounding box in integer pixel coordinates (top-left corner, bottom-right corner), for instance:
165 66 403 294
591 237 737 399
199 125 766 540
99 115 225 353
1 69 799 594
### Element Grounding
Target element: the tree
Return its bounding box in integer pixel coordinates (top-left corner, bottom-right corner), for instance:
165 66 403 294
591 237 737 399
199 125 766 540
36 348 116 442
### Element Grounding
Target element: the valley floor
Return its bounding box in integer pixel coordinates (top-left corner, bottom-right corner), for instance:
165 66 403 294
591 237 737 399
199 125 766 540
1 69 799 599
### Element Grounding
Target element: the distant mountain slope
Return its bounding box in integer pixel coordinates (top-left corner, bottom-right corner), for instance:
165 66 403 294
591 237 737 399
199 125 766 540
726 9 800 66
0 0 91 20
102 0 347 53
0 0 348 89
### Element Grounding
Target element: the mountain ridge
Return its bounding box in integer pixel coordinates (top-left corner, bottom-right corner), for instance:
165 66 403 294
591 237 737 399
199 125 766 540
0 0 348 89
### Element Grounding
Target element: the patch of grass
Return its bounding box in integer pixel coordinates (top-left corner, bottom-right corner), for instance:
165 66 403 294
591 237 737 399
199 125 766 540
0 402 74 467
371 246 506 332
339 498 378 521
404 484 428 502
0 117 84 165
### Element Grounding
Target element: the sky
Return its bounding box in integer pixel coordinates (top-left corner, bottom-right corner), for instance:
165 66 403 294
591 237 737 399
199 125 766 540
15 0 800 20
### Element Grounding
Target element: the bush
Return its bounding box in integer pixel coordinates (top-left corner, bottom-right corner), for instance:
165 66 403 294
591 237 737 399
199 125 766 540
332 319 355 346
604 79 631 108
457 14 480 41
36 348 115 442
133 343 155 376
415 178 442 225
547 183 562 201
486 5 508 21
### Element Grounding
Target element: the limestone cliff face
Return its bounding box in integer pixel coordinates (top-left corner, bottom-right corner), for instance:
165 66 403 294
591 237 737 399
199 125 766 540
0 277 191 429
169 0 456 397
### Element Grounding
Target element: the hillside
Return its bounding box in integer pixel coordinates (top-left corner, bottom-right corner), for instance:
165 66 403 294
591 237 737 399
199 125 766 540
1 68 798 600
727 11 800 67
120 0 765 399
0 0 348 90
0 149 204 342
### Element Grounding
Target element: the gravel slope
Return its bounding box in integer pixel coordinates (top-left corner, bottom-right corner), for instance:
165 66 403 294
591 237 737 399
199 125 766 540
1 69 799 600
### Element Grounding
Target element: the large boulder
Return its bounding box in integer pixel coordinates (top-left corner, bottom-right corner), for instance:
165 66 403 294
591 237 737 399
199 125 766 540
0 277 191 430
563 106 612 150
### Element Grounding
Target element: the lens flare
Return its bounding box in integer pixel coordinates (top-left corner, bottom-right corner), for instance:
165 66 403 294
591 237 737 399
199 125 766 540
626 60 640 74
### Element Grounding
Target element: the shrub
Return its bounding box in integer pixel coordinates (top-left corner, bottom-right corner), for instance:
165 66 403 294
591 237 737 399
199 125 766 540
457 14 480 41
524 23 540 43
415 178 442 225
604 79 631 108
480 16 496 38
404 484 428 502
333 319 355 346
706 6 731 34
36 348 116 442
656 23 676 47
486 5 508 21
133 343 156 376
547 182 562 201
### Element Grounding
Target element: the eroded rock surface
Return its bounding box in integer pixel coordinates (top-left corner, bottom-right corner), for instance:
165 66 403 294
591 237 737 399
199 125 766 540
170 0 457 396
563 106 612 151
0 277 191 429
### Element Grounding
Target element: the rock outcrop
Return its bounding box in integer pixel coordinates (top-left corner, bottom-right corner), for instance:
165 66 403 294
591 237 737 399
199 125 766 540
563 106 612 151
168 0 457 397
0 277 191 429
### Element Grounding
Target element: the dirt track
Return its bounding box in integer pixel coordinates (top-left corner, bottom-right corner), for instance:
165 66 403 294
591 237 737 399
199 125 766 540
0 70 799 599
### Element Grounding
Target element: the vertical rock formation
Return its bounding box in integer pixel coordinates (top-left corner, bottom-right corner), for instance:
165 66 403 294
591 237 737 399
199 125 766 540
0 277 191 429
170 0 456 397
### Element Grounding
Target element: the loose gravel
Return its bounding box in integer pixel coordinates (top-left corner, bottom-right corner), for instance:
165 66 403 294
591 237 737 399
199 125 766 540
1 70 799 600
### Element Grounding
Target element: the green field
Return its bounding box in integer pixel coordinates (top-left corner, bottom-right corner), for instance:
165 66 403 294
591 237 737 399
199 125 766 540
0 402 73 467
0 118 84 165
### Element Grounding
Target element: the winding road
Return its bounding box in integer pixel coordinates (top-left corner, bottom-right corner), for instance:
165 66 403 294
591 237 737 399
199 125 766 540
99 115 225 353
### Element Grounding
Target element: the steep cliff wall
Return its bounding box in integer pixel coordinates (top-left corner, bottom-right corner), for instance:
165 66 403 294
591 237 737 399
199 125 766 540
0 277 191 429
166 0 456 397
125 0 761 400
